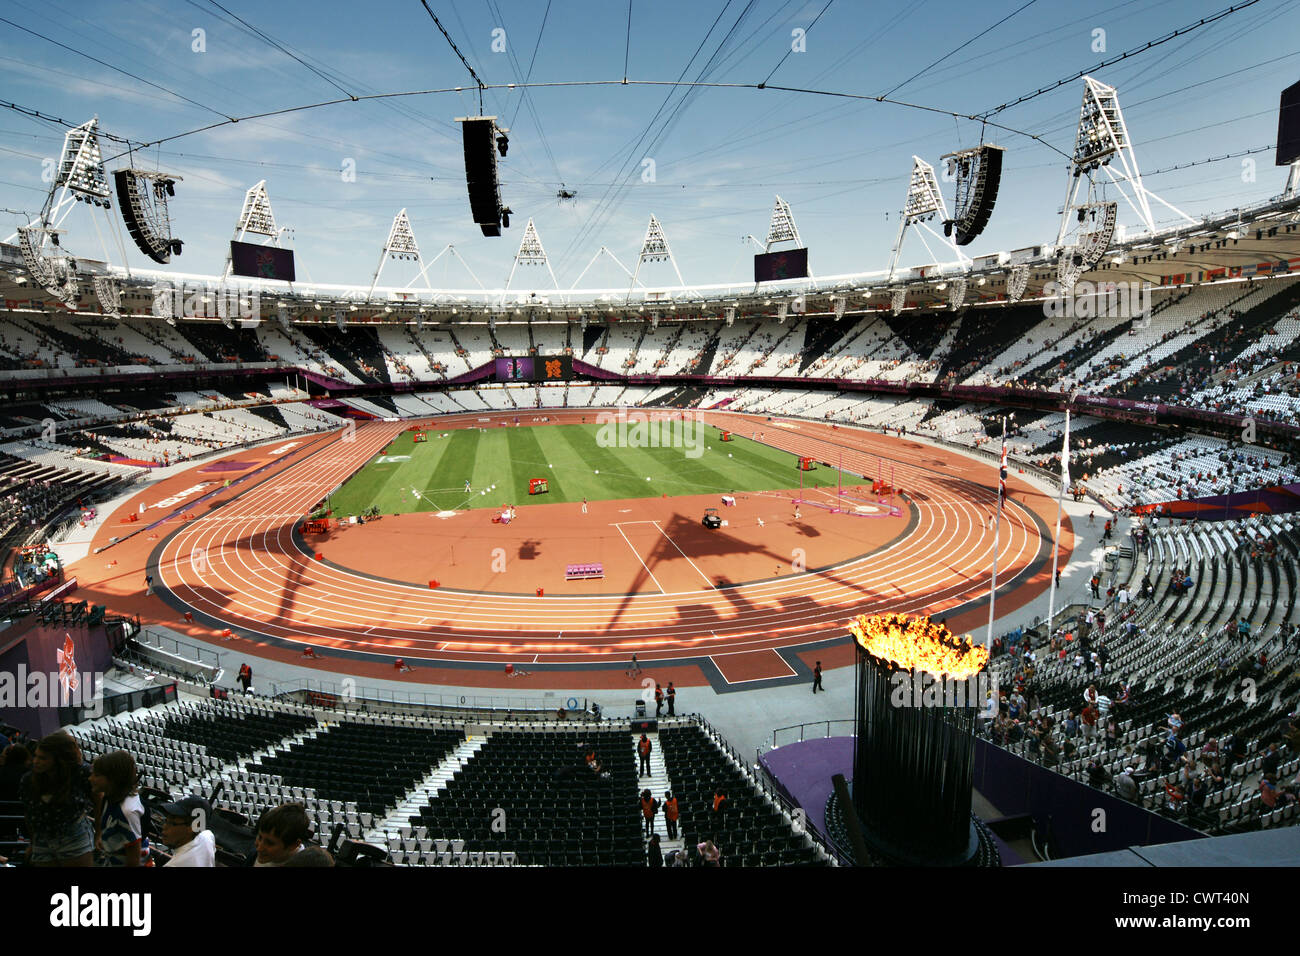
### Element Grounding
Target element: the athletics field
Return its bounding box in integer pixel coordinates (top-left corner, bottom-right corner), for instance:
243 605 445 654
327 421 844 515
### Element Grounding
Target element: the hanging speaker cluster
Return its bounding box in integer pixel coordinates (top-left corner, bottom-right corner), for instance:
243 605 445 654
942 144 1005 246
114 169 183 263
17 226 79 307
1076 201 1118 268
457 116 511 237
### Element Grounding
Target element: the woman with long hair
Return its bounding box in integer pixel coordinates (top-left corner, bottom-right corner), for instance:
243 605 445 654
20 731 95 866
90 750 149 867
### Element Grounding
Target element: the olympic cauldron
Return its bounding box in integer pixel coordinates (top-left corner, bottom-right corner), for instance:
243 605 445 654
849 613 990 866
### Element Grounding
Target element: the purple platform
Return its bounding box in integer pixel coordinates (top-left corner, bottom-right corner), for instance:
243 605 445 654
759 736 1024 865
759 737 853 840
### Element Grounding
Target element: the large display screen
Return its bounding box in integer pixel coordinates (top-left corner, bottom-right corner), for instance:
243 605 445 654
1279 79 1300 167
754 247 809 282
493 356 572 382
229 240 296 281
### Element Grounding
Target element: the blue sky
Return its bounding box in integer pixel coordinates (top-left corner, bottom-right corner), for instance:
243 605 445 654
1 0 1297 291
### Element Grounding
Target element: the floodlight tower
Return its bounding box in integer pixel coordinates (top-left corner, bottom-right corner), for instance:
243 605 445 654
1055 77 1195 286
367 209 429 301
888 157 970 280
765 195 803 252
629 215 685 293
222 180 291 279
40 117 113 230
505 218 559 291
7 118 121 307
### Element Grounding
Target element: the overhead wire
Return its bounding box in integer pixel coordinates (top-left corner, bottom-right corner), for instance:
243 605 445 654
879 0 1038 99
553 0 743 267
560 0 763 270
759 0 834 87
0 14 231 120
976 0 1261 118
200 0 357 100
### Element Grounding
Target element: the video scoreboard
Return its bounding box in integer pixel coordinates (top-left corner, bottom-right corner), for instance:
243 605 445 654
493 356 573 382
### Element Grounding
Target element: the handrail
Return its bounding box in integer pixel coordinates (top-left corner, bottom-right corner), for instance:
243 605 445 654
267 675 567 716
766 719 857 752
135 628 223 670
694 713 851 865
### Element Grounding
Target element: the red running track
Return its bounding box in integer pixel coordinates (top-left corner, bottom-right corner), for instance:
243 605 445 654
125 410 1069 685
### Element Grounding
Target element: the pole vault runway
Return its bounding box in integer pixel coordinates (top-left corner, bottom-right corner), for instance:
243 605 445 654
73 409 1071 689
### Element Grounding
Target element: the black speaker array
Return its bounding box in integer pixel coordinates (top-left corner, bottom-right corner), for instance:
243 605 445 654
114 169 181 264
951 145 1004 246
460 117 508 237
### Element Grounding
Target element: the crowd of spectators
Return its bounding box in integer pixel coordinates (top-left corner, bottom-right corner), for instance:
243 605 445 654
0 728 333 868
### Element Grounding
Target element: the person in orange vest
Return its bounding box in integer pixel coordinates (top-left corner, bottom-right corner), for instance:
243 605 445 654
639 789 659 836
637 734 652 777
711 788 728 821
662 791 679 840
238 663 252 693
654 684 664 717
666 682 676 716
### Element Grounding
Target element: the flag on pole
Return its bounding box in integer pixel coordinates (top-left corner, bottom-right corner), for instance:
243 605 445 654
1060 424 1071 488
998 439 1008 502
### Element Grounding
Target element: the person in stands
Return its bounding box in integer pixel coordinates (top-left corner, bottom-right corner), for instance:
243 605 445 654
662 791 679 840
697 837 723 867
20 731 95 867
711 788 728 823
252 803 312 866
90 750 149 867
639 789 659 837
159 795 216 867
1260 774 1297 810
637 734 652 777
646 832 663 867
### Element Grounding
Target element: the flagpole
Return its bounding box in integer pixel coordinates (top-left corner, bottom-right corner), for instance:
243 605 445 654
1047 407 1071 630
986 416 1007 646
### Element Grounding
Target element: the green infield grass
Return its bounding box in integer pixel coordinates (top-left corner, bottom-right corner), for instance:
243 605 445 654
325 422 850 515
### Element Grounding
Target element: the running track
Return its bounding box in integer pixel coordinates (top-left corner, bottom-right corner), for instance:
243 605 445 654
143 409 1065 684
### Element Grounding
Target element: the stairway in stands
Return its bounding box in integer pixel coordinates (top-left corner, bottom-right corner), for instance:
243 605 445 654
634 730 684 859
370 732 489 844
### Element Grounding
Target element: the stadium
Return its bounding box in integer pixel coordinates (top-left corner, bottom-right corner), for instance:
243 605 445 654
1 0 1299 881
